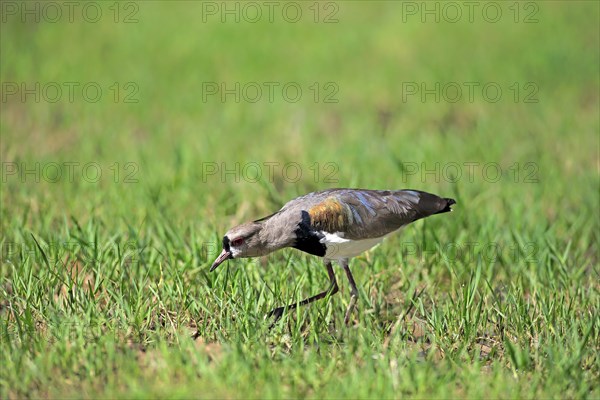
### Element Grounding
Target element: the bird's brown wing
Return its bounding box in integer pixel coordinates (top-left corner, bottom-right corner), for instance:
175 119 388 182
302 189 454 240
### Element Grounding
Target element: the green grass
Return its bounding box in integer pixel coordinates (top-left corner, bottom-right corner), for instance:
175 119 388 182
1 1 599 398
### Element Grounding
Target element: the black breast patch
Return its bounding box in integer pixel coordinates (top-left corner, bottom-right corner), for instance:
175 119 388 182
292 210 326 257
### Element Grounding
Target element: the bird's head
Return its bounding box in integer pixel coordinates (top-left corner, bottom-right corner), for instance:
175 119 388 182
210 221 265 272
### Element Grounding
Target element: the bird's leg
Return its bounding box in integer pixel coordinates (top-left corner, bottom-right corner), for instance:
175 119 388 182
267 260 338 327
341 259 359 325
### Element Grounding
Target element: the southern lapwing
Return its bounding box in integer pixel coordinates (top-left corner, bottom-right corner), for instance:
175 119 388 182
210 188 455 325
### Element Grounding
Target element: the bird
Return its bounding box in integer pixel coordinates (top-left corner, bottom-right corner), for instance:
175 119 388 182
210 188 456 326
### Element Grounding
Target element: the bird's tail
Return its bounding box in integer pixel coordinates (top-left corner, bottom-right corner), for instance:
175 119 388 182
396 190 456 218
436 197 456 214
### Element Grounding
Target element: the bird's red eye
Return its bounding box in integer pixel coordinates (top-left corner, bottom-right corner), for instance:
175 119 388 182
231 238 244 247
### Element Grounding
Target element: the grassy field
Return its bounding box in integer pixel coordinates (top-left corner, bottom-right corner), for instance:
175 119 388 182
1 1 599 398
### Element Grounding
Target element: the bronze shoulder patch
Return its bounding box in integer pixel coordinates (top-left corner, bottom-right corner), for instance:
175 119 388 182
307 197 349 232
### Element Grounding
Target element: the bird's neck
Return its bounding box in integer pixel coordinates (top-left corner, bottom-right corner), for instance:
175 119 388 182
257 217 296 255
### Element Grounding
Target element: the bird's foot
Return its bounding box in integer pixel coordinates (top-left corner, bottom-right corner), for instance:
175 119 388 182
266 306 285 329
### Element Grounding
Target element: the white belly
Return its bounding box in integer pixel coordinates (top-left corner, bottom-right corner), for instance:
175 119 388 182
320 232 389 260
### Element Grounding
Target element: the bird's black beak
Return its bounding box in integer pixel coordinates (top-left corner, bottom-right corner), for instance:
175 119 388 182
210 249 232 272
